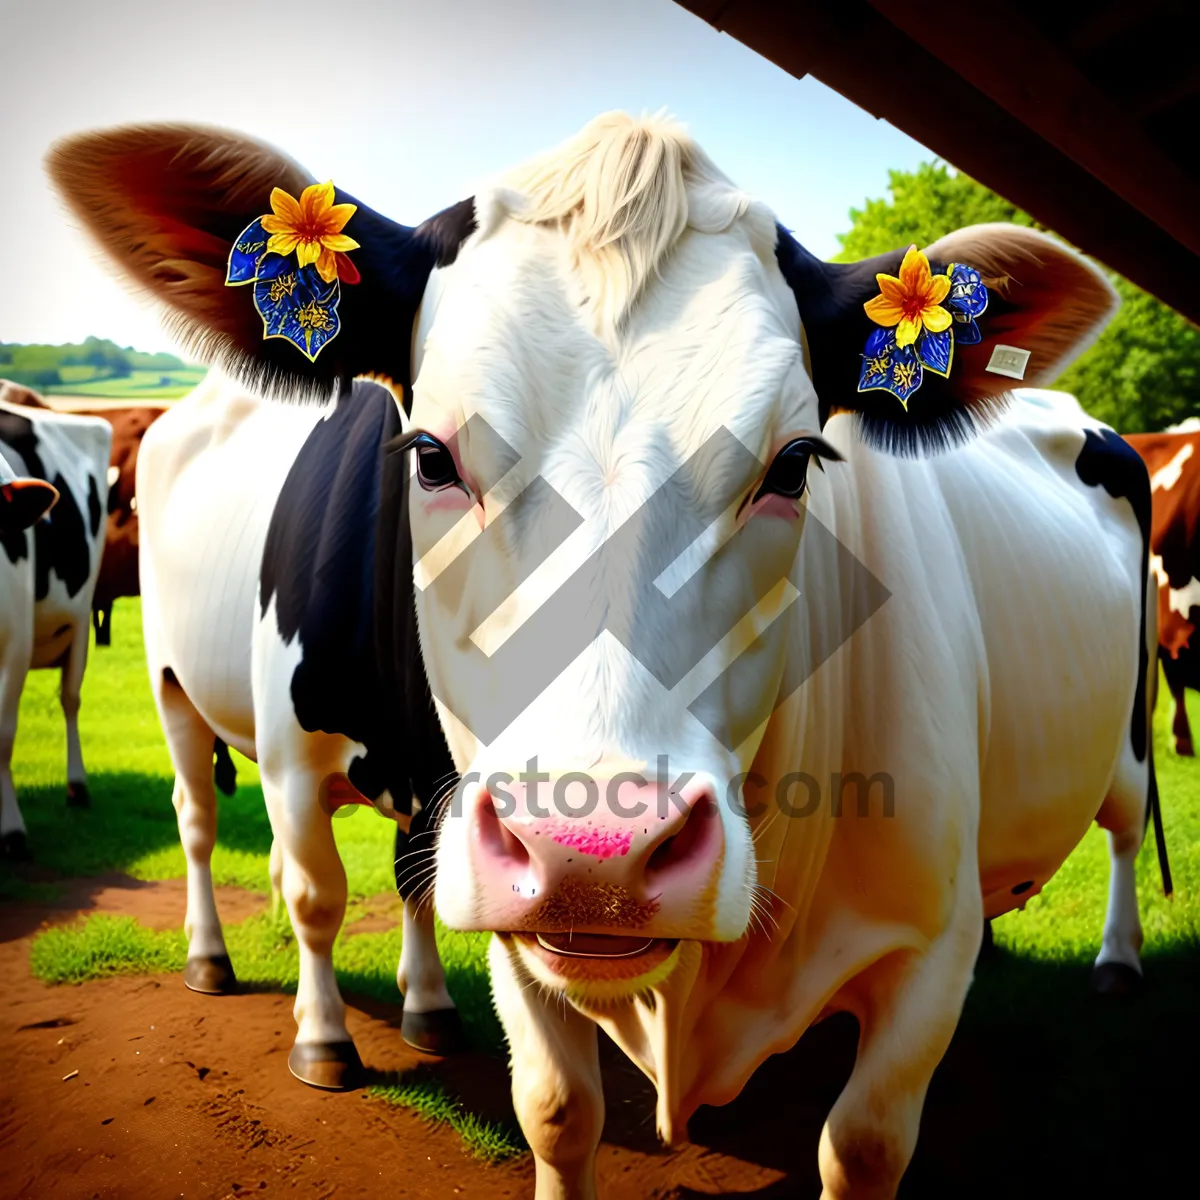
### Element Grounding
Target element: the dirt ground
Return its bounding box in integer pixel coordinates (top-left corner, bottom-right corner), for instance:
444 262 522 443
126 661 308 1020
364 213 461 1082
1 876 1190 1199
0 878 791 1200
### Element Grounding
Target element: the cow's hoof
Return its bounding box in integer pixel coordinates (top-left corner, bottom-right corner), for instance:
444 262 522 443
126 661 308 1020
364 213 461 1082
183 954 238 995
288 1040 365 1091
401 1007 465 1055
1 830 29 860
66 782 91 808
1176 738 1195 757
1092 961 1144 997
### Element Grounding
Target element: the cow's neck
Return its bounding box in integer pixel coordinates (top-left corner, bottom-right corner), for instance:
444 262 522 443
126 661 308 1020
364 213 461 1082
573 470 865 1136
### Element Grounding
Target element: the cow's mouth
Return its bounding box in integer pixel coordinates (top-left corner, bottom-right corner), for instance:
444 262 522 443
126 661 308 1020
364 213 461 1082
535 932 665 958
515 931 681 988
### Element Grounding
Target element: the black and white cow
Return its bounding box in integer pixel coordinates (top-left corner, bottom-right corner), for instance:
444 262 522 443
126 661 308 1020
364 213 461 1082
1 400 111 856
50 114 1158 1199
118 367 461 1083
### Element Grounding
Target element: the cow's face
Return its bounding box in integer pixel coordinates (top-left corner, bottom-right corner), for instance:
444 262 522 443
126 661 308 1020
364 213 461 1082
50 111 1118 1001
409 182 833 985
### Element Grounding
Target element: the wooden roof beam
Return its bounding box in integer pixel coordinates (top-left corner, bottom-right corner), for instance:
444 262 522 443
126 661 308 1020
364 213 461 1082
865 0 1200 258
673 0 1200 325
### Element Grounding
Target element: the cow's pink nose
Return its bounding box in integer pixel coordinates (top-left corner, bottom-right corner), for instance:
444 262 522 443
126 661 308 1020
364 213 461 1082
467 773 724 933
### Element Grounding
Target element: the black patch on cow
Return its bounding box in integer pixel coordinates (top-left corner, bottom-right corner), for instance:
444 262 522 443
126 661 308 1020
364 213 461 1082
0 410 47 477
162 666 179 687
87 474 101 537
774 225 1019 457
0 506 29 565
259 379 455 846
33 473 90 600
2 411 43 566
223 196 478 411
1012 880 1034 895
1075 429 1152 762
1 411 94 597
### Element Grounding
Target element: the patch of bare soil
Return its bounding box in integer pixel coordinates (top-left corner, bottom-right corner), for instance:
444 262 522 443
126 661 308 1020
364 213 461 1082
2 877 1188 1198
342 893 402 937
0 874 266 945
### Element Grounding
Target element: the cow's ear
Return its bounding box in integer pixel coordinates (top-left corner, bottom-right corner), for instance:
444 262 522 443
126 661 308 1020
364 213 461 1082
0 478 58 533
777 223 1118 455
47 125 475 406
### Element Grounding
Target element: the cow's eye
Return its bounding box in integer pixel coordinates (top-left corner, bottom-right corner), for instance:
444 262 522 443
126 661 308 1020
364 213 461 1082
754 439 816 502
413 434 462 491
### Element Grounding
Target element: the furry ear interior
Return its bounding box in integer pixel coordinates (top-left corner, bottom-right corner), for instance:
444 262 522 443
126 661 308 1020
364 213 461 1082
47 124 476 405
777 223 1118 455
922 223 1118 393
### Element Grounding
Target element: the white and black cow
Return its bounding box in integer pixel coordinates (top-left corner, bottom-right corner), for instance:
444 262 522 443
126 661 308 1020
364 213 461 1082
1 400 111 856
50 113 1162 1198
118 367 463 1082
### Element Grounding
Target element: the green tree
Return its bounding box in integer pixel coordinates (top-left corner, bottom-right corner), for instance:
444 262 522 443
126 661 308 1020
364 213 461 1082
835 163 1199 432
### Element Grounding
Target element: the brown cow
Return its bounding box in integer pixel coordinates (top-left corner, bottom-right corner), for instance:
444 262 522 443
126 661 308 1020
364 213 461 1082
1126 419 1200 756
88 404 167 644
0 380 52 410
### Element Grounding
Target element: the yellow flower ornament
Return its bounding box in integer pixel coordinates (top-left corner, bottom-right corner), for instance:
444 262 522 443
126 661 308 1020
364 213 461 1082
865 246 952 348
857 245 990 409
261 182 360 284
225 180 363 362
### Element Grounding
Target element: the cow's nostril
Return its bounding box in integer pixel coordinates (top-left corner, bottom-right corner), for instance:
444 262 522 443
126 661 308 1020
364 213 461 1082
476 797 530 868
646 795 714 878
647 833 678 874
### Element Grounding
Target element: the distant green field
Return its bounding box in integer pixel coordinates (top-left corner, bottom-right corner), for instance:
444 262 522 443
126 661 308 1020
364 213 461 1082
1 338 206 401
44 365 207 400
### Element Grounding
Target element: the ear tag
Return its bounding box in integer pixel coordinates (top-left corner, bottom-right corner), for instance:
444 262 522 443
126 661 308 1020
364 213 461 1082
857 248 989 411
985 345 1031 380
225 181 361 363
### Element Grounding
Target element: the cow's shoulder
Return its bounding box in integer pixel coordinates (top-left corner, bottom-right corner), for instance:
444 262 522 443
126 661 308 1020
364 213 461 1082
258 378 454 808
260 379 395 644
259 380 407 799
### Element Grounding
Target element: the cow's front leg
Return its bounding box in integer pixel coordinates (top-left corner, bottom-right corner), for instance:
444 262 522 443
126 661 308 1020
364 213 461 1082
0 626 33 858
394 815 462 1054
261 766 361 1090
61 619 91 808
819 901 982 1200
397 898 463 1053
489 936 603 1200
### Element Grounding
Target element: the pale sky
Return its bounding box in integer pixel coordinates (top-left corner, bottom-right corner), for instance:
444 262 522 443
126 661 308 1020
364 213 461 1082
1 0 933 359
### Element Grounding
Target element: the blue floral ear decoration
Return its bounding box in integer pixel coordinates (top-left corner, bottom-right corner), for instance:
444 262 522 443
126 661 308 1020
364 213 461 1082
225 182 361 363
856 245 989 411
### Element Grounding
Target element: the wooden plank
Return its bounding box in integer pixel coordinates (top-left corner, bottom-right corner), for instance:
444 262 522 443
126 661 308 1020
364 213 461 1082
1062 0 1172 58
671 0 1200 324
1128 57 1200 118
865 0 1200 257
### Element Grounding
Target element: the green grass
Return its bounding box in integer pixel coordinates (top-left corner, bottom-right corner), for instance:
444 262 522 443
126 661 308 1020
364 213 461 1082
44 366 207 400
6 596 506 1157
5 595 1199 1172
990 692 1200 961
368 1069 526 1161
30 914 187 983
